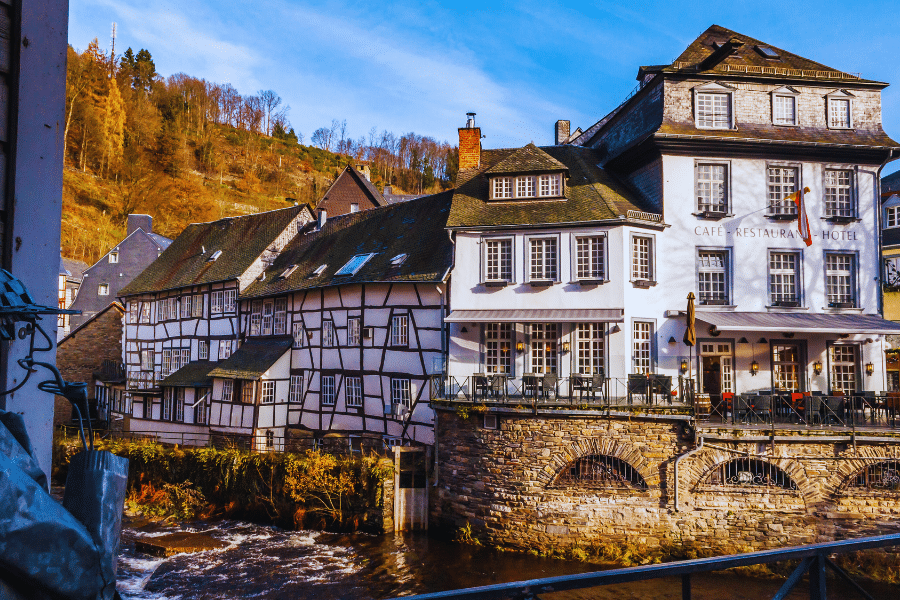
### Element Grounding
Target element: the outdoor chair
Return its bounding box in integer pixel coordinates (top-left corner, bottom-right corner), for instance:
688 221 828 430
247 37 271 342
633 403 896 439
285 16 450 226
589 373 605 403
824 396 845 425
541 373 559 400
488 375 506 400
805 395 823 425
734 394 752 424
752 394 772 424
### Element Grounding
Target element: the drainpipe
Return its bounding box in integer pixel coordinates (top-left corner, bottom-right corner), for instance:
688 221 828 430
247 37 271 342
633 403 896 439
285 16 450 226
877 149 896 317
673 435 704 512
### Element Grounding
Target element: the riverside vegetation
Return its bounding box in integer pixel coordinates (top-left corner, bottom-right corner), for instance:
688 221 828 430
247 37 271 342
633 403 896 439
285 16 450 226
52 436 393 532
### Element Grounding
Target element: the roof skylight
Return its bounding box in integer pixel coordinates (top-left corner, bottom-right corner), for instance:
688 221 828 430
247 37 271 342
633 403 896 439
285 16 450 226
310 264 328 278
335 253 376 276
208 250 222 261
390 253 408 267
755 45 779 59
280 264 298 279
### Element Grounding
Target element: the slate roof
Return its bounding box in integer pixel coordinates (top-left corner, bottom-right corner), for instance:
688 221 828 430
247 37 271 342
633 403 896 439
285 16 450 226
655 121 899 149
484 143 569 175
446 145 651 229
242 191 454 298
159 360 217 388
320 166 385 210
883 171 900 196
119 205 309 296
60 257 88 279
207 338 292 380
641 25 884 86
147 232 173 250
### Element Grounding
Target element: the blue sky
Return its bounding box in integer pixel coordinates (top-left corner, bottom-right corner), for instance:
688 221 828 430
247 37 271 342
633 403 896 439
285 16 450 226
69 0 900 175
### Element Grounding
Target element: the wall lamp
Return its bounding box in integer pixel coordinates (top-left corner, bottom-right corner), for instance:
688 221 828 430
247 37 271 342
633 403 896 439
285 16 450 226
680 359 689 374
516 341 525 353
562 341 570 353
668 336 677 345
813 360 823 376
866 362 875 376
750 360 760 376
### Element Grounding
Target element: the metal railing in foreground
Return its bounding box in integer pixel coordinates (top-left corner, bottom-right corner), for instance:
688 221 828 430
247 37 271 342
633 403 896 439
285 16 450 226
388 533 900 600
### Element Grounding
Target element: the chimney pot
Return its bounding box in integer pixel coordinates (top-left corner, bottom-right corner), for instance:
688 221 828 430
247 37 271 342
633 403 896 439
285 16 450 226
458 113 481 170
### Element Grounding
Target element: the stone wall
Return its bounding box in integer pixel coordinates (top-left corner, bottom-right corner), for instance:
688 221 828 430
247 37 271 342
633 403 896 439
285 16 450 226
55 303 124 425
432 407 900 554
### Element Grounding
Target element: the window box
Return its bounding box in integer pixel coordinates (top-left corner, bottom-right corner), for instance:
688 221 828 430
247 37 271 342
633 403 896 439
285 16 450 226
828 301 856 309
577 278 604 286
484 280 508 288
824 215 857 224
772 300 800 308
766 211 798 221
696 210 728 220
700 298 729 306
529 279 554 287
632 279 657 288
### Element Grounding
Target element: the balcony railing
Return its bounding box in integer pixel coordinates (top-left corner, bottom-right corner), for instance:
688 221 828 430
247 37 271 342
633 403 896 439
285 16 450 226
430 374 692 408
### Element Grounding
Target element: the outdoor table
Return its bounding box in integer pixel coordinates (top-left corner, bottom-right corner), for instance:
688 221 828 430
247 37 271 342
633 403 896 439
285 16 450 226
472 373 488 400
487 374 509 399
571 374 592 400
789 392 808 423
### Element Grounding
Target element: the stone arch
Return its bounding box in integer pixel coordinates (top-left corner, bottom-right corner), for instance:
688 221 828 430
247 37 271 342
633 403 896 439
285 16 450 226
828 447 900 495
686 448 811 502
539 437 659 489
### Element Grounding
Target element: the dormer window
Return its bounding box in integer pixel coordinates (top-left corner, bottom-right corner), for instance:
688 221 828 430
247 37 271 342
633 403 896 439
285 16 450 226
827 91 853 129
310 264 327 278
772 87 799 126
490 173 563 200
280 264 298 279
208 250 222 261
108 251 119 264
694 83 734 130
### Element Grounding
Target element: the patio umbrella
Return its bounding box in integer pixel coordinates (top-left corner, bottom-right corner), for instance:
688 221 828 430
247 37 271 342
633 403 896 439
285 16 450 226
683 293 696 395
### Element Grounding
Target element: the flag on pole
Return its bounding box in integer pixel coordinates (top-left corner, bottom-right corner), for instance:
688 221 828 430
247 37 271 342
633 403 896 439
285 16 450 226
785 186 812 246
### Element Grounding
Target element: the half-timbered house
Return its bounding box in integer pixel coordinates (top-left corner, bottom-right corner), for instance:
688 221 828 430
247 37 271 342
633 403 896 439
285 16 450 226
206 192 453 450
117 205 314 444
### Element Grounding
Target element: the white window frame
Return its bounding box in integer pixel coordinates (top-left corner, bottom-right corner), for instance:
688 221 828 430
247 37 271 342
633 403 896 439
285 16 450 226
98 283 109 296
697 247 731 306
391 314 409 347
527 235 559 282
885 257 900 287
222 379 234 402
192 294 204 318
322 375 336 406
108 250 119 264
632 320 655 374
250 300 262 336
261 299 274 335
695 162 729 215
824 168 855 220
219 340 234 360
768 249 803 307
345 376 362 408
491 176 512 199
885 206 900 229
292 322 304 348
391 378 411 408
211 291 224 314
199 340 209 360
490 174 563 200
347 317 361 345
630 234 655 283
140 348 154 371
694 84 734 129
771 88 799 126
223 289 237 313
538 173 562 197
162 388 174 421
482 236 514 284
289 374 303 403
180 294 193 319
273 298 287 335
484 322 513 375
529 323 558 374
575 323 605 376
261 380 275 404
827 92 853 129
766 164 800 217
323 320 336 347
174 388 185 422
824 252 857 308
572 234 606 282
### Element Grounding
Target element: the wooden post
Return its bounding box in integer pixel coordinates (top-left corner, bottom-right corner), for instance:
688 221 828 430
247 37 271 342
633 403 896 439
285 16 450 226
681 573 691 600
809 553 826 600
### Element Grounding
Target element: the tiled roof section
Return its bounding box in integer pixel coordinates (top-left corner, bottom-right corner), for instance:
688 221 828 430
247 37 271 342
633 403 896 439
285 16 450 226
484 143 569 175
883 171 900 196
447 145 650 228
119 205 307 296
242 192 454 298
656 120 900 149
147 232 173 249
642 25 883 86
207 337 292 380
159 360 217 388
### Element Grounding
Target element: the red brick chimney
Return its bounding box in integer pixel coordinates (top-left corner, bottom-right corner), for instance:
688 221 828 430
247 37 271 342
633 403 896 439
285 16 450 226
458 112 481 170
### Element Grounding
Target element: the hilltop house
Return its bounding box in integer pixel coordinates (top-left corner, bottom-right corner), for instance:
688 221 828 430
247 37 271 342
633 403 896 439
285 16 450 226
57 256 87 338
207 193 452 451
68 214 172 331
116 205 314 444
316 164 387 217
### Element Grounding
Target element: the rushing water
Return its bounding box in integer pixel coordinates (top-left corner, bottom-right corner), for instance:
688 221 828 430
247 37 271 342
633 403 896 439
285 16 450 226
117 520 900 600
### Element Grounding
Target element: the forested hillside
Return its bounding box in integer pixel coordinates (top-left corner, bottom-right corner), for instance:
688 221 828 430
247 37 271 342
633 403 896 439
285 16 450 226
63 39 458 265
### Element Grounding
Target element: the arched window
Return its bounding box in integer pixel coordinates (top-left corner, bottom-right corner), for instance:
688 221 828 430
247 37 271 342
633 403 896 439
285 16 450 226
703 458 797 490
849 461 900 491
553 454 646 489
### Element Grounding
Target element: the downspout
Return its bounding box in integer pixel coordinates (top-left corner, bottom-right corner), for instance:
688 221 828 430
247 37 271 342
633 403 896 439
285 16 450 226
673 435 703 512
877 149 896 317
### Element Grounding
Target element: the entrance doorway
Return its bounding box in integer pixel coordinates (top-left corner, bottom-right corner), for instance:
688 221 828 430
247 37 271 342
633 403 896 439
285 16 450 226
700 342 733 412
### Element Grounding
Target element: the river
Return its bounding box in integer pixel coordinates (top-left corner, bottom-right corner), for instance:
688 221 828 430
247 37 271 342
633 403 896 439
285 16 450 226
117 519 900 599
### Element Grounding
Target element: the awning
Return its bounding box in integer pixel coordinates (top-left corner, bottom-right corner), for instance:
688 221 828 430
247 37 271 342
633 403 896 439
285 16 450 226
159 360 217 388
444 309 625 323
692 311 900 334
208 336 293 380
